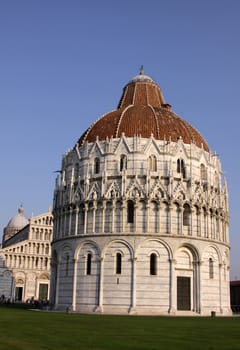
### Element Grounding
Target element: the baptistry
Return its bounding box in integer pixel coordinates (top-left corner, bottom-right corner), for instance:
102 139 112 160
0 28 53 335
50 69 231 315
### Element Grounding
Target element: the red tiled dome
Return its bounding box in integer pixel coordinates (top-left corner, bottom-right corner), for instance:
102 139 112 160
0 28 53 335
77 72 209 152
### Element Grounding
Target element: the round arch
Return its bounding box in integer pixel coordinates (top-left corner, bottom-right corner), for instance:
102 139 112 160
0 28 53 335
173 242 200 263
201 244 223 264
74 240 101 261
135 238 173 260
101 239 134 260
58 244 74 261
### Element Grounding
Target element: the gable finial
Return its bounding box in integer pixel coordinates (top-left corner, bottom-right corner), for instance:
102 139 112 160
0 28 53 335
139 65 144 75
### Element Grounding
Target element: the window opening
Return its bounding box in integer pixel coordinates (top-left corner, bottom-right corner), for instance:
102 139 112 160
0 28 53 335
149 155 157 171
200 164 207 181
183 204 190 226
177 159 186 178
116 253 122 274
127 201 134 223
120 155 127 171
94 158 100 174
150 253 157 275
86 253 92 275
209 258 214 279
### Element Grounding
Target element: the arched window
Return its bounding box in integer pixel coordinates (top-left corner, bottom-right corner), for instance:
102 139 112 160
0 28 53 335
183 204 191 226
202 207 207 238
200 164 207 181
150 253 157 275
116 253 122 274
194 205 200 236
149 155 157 171
177 159 180 173
177 159 186 178
86 253 92 275
209 258 214 279
94 158 100 174
120 155 127 171
127 201 134 223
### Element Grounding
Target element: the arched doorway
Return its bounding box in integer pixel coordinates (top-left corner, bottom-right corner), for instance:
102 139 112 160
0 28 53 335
38 273 50 300
175 246 199 313
15 278 24 301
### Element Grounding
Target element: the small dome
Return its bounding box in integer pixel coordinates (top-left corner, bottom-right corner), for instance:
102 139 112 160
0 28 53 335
6 206 29 230
77 71 209 152
129 66 154 83
130 73 154 83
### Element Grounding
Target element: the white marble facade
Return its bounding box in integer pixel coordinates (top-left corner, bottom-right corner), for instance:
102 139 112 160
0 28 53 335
0 209 52 302
50 72 231 315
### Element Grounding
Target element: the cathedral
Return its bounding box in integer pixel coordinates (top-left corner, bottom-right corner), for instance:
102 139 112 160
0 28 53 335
0 206 52 302
50 69 231 315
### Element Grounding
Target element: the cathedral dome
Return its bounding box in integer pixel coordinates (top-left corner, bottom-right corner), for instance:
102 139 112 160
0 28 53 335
3 206 29 245
78 70 209 152
6 206 29 230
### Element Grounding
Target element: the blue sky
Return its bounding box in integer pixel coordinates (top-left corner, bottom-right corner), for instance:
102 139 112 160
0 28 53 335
0 0 239 279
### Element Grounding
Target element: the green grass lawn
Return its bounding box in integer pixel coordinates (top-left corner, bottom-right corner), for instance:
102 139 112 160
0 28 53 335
0 307 239 350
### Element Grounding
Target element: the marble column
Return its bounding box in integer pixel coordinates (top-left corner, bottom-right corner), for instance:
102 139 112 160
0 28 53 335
95 257 104 313
72 258 77 311
168 258 176 314
129 256 137 314
219 263 223 313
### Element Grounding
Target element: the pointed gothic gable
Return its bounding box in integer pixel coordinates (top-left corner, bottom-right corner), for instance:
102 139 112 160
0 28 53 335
87 181 101 200
208 189 219 209
88 140 104 157
198 149 210 166
144 136 161 155
171 140 189 159
192 181 209 206
125 179 146 199
192 182 204 204
72 183 84 203
149 178 168 200
105 181 121 199
114 134 131 154
172 181 187 201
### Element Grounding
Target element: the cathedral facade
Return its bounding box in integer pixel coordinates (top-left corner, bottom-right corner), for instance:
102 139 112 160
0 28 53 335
0 207 52 302
50 71 231 315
